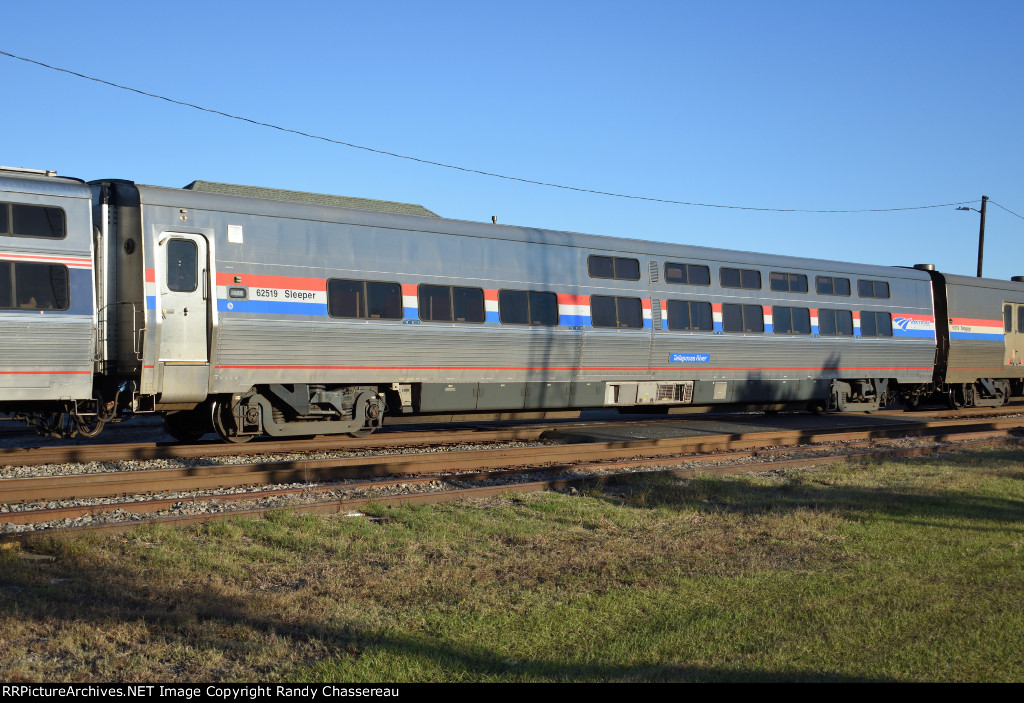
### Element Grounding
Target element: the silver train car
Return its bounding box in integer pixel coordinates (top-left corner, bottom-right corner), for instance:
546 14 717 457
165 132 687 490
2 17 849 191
1 165 1021 441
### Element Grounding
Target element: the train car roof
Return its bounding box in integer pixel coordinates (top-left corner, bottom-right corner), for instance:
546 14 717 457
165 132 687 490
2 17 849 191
941 271 1024 292
130 180 933 280
0 168 90 199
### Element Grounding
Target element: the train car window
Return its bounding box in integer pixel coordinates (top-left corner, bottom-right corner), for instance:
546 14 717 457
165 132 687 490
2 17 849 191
588 255 640 281
498 290 558 326
860 311 893 337
9 204 66 239
1018 306 1024 333
772 306 811 334
10 262 69 310
0 262 11 308
666 300 713 331
328 279 402 320
857 279 890 299
769 272 808 293
166 239 198 292
418 285 484 323
1005 304 1013 333
591 295 643 329
664 262 711 286
452 287 485 323
720 267 761 290
818 309 854 336
419 285 451 322
0 204 7 235
816 276 851 296
722 303 764 333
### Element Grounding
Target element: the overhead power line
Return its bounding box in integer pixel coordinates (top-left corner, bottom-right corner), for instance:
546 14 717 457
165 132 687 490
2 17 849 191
0 48 992 215
989 200 1024 221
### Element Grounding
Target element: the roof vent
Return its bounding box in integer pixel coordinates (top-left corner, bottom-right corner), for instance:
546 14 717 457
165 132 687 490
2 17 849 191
913 264 936 271
1011 276 1024 283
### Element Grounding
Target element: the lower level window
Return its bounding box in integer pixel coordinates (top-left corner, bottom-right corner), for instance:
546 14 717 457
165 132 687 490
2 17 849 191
860 311 892 337
818 309 854 336
722 303 764 333
772 306 810 335
591 295 643 329
419 284 485 323
328 279 402 319
0 261 70 310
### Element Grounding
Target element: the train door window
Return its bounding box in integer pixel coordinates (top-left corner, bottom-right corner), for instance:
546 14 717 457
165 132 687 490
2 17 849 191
816 276 851 296
13 262 69 310
772 306 811 334
720 267 761 290
0 262 10 307
498 290 558 326
722 303 764 333
166 239 198 292
860 311 893 337
0 204 7 235
857 279 890 298
1018 306 1024 333
591 295 643 329
588 255 640 281
665 262 711 286
8 204 66 239
1003 304 1012 333
666 300 713 331
818 309 853 336
769 272 808 293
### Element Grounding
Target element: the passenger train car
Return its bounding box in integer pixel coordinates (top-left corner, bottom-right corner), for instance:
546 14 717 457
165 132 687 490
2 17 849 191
0 165 1021 442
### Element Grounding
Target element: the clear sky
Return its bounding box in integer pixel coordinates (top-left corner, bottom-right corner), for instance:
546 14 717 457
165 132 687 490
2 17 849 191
2 1 1021 279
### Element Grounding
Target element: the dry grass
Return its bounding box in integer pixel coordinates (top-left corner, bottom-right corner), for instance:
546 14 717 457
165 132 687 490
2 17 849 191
1 446 1023 682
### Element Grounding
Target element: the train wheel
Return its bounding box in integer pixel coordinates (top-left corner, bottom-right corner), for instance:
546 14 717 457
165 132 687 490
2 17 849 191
211 400 254 444
163 408 210 443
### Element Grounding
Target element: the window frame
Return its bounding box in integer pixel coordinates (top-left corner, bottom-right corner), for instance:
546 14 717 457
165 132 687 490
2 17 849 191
497 289 559 327
591 294 644 329
327 278 403 320
664 262 711 287
417 284 486 324
720 267 762 290
769 272 808 293
587 255 641 281
0 201 68 240
665 299 713 332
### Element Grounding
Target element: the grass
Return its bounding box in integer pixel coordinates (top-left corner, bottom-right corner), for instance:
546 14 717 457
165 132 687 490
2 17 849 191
0 447 1022 682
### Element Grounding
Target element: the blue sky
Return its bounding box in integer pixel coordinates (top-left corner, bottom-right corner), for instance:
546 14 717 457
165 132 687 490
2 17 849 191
2 1 1021 279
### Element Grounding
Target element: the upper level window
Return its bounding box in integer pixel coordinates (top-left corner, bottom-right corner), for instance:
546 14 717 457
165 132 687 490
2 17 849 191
860 311 893 337
664 262 711 286
816 276 851 296
818 309 854 336
588 255 640 281
720 267 761 290
666 300 713 331
0 202 66 239
0 261 70 310
328 279 402 320
591 295 643 329
722 303 764 333
772 306 811 334
858 279 890 299
499 290 558 326
419 284 484 323
166 239 198 292
769 272 808 293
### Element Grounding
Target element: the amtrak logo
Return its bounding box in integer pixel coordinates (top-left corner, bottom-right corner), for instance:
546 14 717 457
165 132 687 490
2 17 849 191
892 317 933 331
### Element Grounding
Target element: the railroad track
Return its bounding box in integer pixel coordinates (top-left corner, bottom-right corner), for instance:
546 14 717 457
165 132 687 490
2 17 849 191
2 403 1022 469
2 415 1022 541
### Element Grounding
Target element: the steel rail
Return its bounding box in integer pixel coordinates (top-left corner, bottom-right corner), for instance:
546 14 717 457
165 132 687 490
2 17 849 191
4 434 1019 544
2 416 1022 507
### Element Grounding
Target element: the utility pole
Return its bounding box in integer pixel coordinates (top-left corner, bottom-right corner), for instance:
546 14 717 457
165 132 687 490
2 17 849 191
976 195 988 278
